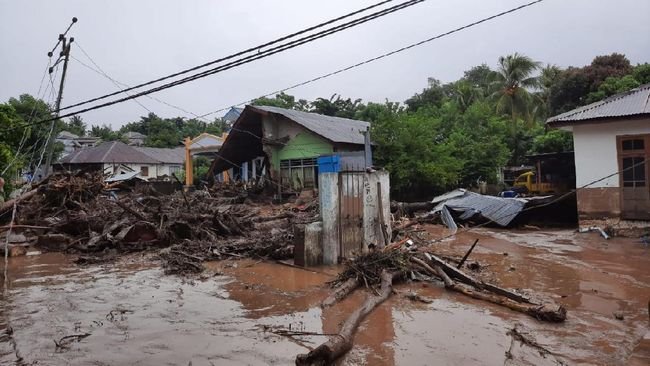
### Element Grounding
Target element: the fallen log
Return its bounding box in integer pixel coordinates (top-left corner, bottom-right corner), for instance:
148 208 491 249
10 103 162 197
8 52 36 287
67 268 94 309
321 277 360 308
0 189 38 215
412 257 565 322
448 283 566 322
425 252 530 304
296 270 398 365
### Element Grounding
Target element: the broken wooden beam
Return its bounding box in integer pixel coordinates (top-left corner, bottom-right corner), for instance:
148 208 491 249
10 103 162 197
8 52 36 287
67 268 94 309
297 270 398 365
321 277 360 308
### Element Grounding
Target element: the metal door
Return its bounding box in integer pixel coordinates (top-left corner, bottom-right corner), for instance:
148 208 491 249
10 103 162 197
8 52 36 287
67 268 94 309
338 171 364 259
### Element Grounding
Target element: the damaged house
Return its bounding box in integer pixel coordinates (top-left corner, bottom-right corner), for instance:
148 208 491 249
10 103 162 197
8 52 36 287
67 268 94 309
547 83 650 231
208 105 370 192
58 140 184 179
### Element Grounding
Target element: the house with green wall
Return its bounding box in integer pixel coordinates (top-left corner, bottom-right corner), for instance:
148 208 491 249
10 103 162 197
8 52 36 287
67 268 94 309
208 105 370 192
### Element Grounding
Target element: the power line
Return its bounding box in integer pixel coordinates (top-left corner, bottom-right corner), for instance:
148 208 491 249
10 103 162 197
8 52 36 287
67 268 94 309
5 0 543 132
70 53 153 114
1 62 54 175
199 0 545 118
56 0 397 113
18 0 424 128
72 41 203 119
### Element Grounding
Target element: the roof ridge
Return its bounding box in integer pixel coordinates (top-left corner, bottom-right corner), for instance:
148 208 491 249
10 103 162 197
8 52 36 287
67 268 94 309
100 141 118 162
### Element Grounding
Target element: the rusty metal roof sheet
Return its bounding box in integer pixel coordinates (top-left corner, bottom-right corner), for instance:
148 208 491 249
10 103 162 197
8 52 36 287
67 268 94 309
547 83 650 125
251 105 370 145
60 141 159 164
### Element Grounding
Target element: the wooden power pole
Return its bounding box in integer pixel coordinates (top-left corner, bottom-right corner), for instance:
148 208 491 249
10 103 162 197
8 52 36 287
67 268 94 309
43 17 77 177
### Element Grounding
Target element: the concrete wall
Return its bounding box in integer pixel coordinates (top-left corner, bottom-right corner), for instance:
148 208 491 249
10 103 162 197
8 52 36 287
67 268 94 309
568 118 650 229
362 171 391 250
572 118 649 187
102 163 182 179
262 115 333 173
319 172 339 265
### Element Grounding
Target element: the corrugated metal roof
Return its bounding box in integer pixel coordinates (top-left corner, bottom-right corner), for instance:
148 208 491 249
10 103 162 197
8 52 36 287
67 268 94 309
60 141 159 164
432 189 526 227
135 147 185 164
251 105 370 145
547 83 650 125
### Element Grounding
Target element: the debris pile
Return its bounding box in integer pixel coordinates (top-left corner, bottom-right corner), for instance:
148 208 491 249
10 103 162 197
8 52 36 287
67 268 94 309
298 239 567 365
3 171 316 272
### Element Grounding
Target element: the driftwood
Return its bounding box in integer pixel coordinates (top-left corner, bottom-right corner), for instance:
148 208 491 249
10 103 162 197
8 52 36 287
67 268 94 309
425 252 531 304
411 256 566 322
0 189 38 215
321 277 360 308
296 270 398 366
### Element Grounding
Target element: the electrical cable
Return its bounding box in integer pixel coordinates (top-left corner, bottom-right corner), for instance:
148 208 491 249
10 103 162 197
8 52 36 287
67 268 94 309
198 0 544 118
16 0 424 128
56 0 397 112
71 48 152 114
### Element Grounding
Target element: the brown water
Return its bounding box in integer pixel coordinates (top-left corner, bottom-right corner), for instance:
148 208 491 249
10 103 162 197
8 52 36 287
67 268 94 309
1 227 649 365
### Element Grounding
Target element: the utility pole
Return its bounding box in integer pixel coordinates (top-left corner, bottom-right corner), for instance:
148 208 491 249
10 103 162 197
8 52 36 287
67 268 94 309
43 17 77 178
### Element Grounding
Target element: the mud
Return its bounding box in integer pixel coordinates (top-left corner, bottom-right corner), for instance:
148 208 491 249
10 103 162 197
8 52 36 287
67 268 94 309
2 226 649 365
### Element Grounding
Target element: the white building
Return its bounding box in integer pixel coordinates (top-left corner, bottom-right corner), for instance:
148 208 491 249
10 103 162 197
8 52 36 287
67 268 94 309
547 84 650 233
58 141 184 180
123 131 147 146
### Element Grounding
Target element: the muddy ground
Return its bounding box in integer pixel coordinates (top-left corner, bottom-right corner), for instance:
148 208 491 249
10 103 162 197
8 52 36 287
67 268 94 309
1 225 649 365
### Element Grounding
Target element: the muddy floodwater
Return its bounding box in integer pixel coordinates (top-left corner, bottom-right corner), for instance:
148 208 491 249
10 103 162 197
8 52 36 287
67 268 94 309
1 226 649 365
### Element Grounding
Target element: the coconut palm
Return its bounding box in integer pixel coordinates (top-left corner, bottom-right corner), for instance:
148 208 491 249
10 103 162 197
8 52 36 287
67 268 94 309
491 53 541 124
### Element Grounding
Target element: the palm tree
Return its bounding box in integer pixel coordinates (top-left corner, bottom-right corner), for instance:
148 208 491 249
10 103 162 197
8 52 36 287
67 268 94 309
491 53 541 124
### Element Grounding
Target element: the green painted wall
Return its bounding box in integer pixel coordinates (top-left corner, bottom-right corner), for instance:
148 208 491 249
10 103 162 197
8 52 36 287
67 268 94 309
271 131 333 171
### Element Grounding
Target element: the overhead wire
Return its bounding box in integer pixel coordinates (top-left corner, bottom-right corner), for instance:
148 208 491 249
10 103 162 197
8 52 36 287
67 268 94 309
1 61 54 175
72 41 203 118
12 0 426 129
56 0 397 113
198 0 545 118
71 44 153 114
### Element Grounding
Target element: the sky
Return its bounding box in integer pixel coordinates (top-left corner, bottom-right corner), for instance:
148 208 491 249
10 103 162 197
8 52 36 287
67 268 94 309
1 0 649 129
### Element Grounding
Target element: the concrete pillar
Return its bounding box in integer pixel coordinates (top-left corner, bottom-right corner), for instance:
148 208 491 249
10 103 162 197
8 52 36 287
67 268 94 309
242 161 249 182
363 171 391 250
294 222 323 266
319 172 339 265
251 159 257 180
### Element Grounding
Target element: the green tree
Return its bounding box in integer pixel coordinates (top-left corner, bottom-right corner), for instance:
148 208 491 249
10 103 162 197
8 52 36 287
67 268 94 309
530 129 574 154
63 115 87 136
490 53 541 124
251 92 308 110
91 124 122 141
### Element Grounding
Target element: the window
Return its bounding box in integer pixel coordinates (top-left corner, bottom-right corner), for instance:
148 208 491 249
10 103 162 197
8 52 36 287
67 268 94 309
622 139 644 151
622 157 646 187
280 158 318 191
140 166 149 177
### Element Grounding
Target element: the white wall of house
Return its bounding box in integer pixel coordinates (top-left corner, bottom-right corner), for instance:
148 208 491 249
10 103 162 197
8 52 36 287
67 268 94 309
570 118 650 187
102 163 182 179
